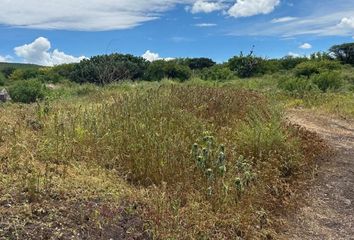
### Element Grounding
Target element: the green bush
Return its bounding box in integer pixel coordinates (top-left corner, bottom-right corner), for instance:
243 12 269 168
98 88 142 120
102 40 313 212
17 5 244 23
1 66 16 78
278 76 317 94
0 73 5 86
278 56 308 70
145 60 191 81
311 71 343 92
200 65 235 81
70 54 148 84
37 68 62 83
9 79 46 103
294 60 341 78
51 63 76 79
10 68 40 81
228 52 265 78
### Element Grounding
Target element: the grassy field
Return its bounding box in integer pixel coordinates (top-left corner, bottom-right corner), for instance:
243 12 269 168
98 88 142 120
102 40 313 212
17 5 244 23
0 80 331 239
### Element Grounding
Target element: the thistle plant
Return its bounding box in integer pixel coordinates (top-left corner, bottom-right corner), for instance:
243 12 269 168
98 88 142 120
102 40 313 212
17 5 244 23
234 155 256 199
191 132 228 197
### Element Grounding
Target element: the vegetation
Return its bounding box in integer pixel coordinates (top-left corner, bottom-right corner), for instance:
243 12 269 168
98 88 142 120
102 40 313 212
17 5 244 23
0 82 328 239
145 60 191 81
329 43 354 65
0 42 353 239
70 54 148 84
228 50 265 78
8 79 46 103
186 57 216 70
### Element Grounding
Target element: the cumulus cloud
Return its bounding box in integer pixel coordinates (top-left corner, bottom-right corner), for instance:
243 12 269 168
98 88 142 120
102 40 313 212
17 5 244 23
14 37 86 66
188 0 225 14
142 50 174 62
287 52 300 57
0 55 12 62
228 0 280 18
142 50 161 62
271 17 297 23
299 43 312 49
0 0 198 31
337 17 354 29
194 23 218 27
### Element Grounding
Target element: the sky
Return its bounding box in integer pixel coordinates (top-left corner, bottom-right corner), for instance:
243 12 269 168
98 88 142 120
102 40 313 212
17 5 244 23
0 0 353 66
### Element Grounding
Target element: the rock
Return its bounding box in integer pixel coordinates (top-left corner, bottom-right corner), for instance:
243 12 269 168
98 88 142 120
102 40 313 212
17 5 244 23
0 89 11 102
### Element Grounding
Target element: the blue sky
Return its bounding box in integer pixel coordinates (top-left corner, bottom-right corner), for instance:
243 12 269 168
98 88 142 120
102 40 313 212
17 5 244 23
0 0 353 65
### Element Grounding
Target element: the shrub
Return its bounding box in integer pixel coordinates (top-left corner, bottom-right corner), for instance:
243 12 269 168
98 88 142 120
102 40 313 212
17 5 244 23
145 60 191 81
228 52 265 78
311 71 343 92
278 76 317 94
37 68 62 83
51 63 76 79
278 56 308 70
200 65 235 81
10 68 40 81
70 54 148 84
186 58 216 70
9 79 46 103
1 66 16 78
0 73 5 86
294 60 341 78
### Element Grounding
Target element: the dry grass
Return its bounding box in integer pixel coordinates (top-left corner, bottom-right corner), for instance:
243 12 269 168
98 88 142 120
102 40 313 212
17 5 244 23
0 82 326 239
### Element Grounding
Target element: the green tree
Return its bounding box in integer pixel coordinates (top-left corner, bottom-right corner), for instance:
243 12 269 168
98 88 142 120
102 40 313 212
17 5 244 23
329 43 354 65
228 50 265 78
10 68 39 81
70 54 148 84
186 58 216 70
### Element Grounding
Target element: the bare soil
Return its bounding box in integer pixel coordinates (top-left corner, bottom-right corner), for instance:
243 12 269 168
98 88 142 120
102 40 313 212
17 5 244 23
282 110 354 240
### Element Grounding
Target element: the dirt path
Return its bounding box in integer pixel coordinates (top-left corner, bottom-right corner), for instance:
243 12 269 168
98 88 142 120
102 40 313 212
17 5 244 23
282 110 354 240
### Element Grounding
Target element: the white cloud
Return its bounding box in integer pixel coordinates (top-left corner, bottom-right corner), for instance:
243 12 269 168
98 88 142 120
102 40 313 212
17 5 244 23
299 43 312 49
228 0 280 18
271 17 297 23
142 50 161 62
194 23 218 27
142 50 174 62
287 52 300 57
229 8 354 37
0 0 197 31
0 55 12 62
14 37 86 66
337 17 354 29
189 0 225 14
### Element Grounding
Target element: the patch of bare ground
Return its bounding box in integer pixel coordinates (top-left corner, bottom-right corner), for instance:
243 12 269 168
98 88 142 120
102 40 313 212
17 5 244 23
281 109 354 240
0 195 152 240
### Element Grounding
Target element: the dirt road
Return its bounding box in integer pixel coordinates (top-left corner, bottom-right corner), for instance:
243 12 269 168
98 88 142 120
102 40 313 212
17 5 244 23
282 110 354 240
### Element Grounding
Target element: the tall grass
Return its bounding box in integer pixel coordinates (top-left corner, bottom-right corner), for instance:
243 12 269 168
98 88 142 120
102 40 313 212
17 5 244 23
0 82 325 239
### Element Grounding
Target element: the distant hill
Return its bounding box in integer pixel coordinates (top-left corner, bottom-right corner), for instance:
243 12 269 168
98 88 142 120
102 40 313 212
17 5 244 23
0 62 42 70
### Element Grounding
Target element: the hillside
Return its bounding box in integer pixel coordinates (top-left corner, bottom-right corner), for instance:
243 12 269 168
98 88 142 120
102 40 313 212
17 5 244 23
0 62 41 70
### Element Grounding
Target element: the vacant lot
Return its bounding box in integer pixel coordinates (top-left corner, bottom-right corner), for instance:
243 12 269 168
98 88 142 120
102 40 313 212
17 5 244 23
0 82 330 239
